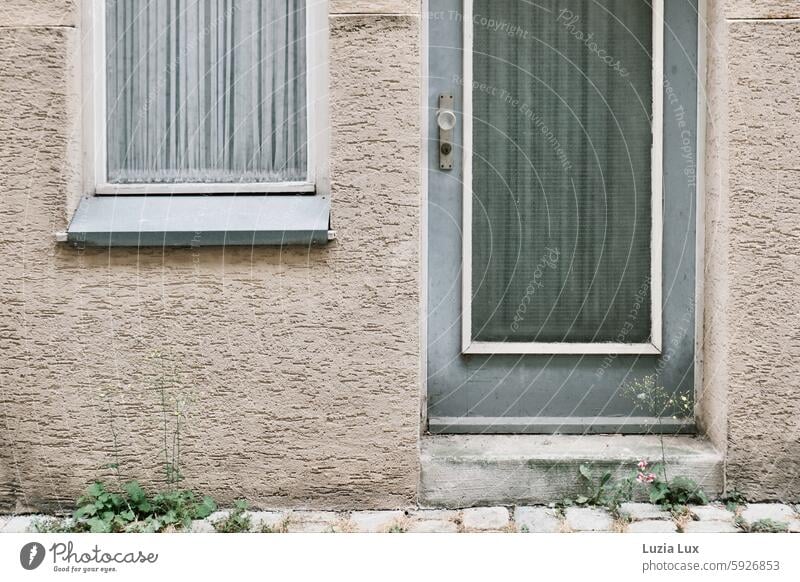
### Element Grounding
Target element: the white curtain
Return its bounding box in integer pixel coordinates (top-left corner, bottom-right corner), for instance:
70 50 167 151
106 0 307 184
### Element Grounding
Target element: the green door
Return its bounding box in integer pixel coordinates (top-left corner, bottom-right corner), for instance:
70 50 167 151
427 0 699 433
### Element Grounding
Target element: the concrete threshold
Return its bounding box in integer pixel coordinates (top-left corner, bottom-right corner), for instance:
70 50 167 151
419 434 724 508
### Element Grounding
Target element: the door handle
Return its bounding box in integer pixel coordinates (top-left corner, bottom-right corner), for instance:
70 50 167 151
438 94 456 170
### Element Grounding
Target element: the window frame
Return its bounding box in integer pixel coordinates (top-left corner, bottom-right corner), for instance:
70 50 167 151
461 0 665 356
81 0 329 196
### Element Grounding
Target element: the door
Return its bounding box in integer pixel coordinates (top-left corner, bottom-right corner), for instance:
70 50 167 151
427 0 699 434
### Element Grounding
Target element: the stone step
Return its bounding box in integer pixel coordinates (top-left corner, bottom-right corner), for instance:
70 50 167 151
420 434 723 508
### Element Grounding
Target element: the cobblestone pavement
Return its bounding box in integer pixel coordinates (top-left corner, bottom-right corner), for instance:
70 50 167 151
2 503 799 533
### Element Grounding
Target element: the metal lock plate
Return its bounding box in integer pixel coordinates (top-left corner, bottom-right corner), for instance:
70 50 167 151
438 94 456 170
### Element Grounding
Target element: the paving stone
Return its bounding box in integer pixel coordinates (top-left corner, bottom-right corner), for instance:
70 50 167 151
7 503 798 535
565 508 614 532
207 511 229 523
1 516 42 533
690 504 734 522
285 511 341 533
740 504 796 524
682 520 739 533
287 521 337 533
293 511 341 522
249 511 287 532
627 520 678 533
407 519 459 533
348 511 405 533
462 507 510 531
619 503 671 521
514 507 562 533
408 509 458 521
190 519 216 533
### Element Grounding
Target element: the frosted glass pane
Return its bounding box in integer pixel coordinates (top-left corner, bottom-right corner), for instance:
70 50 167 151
471 0 653 343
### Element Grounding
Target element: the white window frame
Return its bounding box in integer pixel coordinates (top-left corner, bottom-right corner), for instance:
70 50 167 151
461 0 664 356
81 0 329 196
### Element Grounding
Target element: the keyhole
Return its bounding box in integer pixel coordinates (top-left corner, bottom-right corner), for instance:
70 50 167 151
440 143 452 156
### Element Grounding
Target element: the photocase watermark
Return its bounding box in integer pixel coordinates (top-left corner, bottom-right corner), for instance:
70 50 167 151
428 10 533 39
595 276 651 377
665 78 697 190
451 74 574 173
20 542 46 571
510 247 561 333
18 541 159 575
556 8 630 78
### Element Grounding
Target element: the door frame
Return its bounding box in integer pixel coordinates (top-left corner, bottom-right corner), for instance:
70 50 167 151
420 0 708 432
461 0 664 356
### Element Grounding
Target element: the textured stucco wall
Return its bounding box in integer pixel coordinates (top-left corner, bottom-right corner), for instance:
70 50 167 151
2 0 798 509
0 2 421 511
704 0 800 501
700 0 730 474
0 0 78 27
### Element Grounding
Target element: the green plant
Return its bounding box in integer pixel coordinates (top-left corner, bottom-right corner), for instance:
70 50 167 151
645 475 708 511
213 500 252 533
260 519 289 534
149 350 190 489
575 464 612 506
387 523 407 533
621 375 693 483
619 375 707 510
561 464 635 511
720 489 747 512
33 517 82 534
146 488 217 532
73 482 137 533
736 517 789 533
68 480 216 533
670 504 691 519
39 352 217 534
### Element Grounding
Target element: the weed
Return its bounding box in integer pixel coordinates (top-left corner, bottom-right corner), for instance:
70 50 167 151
387 521 408 533
561 464 635 512
149 350 189 489
213 501 252 533
643 471 708 511
720 489 747 512
621 375 693 483
33 518 81 534
260 517 289 534
616 375 708 511
67 481 216 533
737 518 789 533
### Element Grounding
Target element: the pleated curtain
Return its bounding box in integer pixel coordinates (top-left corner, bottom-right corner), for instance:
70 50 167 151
471 0 653 343
106 0 307 184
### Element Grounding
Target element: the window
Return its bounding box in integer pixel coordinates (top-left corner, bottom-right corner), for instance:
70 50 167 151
83 0 327 196
70 0 331 247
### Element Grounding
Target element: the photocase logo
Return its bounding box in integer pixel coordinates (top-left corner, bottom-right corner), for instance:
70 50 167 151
20 542 46 570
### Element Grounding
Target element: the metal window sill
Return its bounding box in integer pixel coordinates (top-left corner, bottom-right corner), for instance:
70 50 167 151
65 194 332 247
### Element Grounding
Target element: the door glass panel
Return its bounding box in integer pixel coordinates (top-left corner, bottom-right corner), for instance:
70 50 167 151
471 0 653 343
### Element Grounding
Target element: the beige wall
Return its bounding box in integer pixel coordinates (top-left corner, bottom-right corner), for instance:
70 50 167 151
1 0 799 510
703 0 800 500
0 1 421 511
